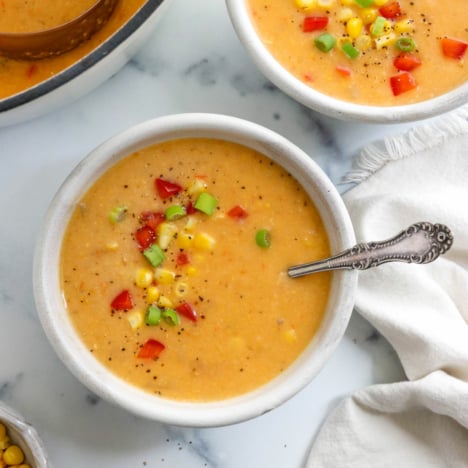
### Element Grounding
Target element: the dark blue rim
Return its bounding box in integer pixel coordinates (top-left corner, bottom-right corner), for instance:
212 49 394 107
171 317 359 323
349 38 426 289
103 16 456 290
0 0 165 113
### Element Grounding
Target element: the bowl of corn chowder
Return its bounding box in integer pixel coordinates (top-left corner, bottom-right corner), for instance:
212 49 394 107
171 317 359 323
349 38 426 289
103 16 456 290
226 0 468 122
34 113 357 426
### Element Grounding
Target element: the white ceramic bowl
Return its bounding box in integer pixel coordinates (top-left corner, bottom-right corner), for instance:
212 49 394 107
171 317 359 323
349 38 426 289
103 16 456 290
0 0 172 128
225 0 468 123
33 113 357 427
0 402 51 468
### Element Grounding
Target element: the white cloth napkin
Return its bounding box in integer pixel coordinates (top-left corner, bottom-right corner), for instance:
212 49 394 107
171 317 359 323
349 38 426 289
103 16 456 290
306 105 468 468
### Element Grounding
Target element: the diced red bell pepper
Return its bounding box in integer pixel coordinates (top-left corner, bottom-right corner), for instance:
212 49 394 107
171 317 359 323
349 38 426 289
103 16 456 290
137 339 165 359
441 37 467 60
336 65 352 77
140 211 165 230
176 252 190 266
185 201 197 215
176 302 198 322
135 225 156 250
379 1 401 18
303 16 329 33
390 72 417 96
111 290 134 310
393 53 421 71
227 205 248 220
155 178 182 199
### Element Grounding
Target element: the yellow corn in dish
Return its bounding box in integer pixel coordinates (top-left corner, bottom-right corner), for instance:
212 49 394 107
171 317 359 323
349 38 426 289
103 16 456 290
0 422 31 468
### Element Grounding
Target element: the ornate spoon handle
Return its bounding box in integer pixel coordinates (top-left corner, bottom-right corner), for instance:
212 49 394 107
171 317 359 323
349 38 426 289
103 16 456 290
288 222 453 278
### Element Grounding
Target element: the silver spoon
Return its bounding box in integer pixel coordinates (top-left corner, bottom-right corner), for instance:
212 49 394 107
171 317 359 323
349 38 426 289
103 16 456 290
288 222 453 278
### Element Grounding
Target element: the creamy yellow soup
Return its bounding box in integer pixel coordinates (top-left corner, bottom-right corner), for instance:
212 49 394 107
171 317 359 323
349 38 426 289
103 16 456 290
0 0 98 32
248 0 468 105
60 138 332 401
0 0 146 99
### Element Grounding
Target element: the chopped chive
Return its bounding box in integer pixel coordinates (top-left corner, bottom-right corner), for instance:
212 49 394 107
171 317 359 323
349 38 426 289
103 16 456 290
341 42 360 59
162 309 180 326
255 228 271 248
396 37 416 52
354 0 374 7
314 33 336 53
145 305 161 326
165 205 186 221
143 244 165 267
108 205 127 224
194 192 218 215
370 16 386 36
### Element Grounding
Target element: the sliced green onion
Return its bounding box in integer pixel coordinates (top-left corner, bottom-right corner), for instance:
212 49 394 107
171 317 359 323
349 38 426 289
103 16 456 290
341 42 360 59
108 205 127 224
165 205 186 221
143 244 165 267
194 192 218 215
255 228 271 248
162 309 180 326
354 0 373 7
145 305 161 326
314 33 336 53
396 37 416 52
370 16 386 36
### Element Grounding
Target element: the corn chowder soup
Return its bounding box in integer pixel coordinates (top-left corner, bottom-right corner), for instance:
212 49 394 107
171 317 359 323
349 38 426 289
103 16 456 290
248 0 468 105
60 138 332 401
0 0 146 99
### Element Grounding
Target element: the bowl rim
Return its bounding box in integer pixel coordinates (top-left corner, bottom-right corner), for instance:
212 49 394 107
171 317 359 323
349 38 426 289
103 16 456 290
225 0 468 123
33 113 358 427
0 0 166 113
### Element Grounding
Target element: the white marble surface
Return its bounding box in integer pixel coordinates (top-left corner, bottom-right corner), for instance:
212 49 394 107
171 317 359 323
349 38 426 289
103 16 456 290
1 0 449 466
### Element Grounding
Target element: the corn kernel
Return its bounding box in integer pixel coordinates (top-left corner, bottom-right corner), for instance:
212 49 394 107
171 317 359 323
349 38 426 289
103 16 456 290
157 222 178 250
0 438 10 450
177 231 194 249
346 17 363 38
145 286 161 304
355 34 372 50
360 8 377 24
373 0 387 5
340 0 353 5
317 0 335 8
294 0 316 10
374 32 396 49
3 445 24 465
337 7 354 22
284 328 298 343
185 266 197 277
158 295 173 308
394 19 415 34
18 465 32 468
154 268 176 284
135 268 153 288
193 232 216 251
336 36 350 48
383 20 393 34
184 216 198 231
127 309 144 330
186 177 207 197
175 282 189 297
